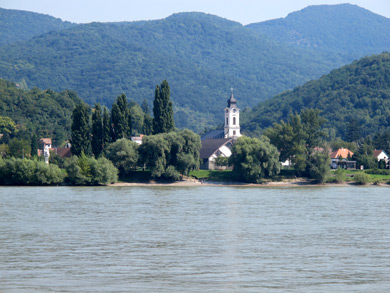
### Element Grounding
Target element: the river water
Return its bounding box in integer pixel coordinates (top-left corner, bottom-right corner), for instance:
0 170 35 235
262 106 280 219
0 186 389 292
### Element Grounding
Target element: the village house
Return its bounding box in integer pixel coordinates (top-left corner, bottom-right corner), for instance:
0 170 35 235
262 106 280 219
37 138 72 158
373 149 389 168
330 147 356 169
200 89 242 170
131 135 143 145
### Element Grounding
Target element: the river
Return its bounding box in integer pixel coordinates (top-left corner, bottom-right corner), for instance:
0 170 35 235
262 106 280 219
0 186 389 292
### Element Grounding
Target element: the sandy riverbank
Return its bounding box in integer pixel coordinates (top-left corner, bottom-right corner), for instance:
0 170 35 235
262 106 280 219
110 178 369 187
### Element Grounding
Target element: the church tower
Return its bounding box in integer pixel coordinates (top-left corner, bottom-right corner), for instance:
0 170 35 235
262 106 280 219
224 88 241 139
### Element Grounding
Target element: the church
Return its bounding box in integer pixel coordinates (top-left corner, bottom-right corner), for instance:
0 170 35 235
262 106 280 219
200 89 242 170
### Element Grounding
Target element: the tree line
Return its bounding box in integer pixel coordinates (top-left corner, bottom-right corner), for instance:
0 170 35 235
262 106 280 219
0 80 202 185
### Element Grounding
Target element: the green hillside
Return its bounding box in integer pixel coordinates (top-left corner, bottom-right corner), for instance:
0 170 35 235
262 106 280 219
1 5 389 132
0 12 335 132
242 53 390 140
0 8 75 45
246 4 390 62
0 79 81 145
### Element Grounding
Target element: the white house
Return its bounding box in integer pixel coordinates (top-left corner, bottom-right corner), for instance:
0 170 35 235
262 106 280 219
200 138 234 170
373 149 389 167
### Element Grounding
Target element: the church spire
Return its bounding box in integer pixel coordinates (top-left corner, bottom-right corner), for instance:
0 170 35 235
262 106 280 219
227 87 237 107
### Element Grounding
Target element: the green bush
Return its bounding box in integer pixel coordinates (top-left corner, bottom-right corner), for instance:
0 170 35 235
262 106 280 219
366 169 390 175
353 172 371 185
0 157 64 185
333 168 347 183
90 156 118 185
65 154 118 185
161 165 181 181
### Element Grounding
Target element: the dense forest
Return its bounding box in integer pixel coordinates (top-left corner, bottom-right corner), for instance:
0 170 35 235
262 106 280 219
242 53 390 140
3 4 390 131
0 79 81 145
247 4 390 62
0 8 75 45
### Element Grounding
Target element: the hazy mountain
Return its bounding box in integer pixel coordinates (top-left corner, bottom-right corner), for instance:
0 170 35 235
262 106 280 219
242 52 390 140
246 4 390 62
0 8 75 45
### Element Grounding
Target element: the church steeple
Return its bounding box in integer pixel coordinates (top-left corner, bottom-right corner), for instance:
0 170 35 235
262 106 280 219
224 88 241 139
227 88 237 107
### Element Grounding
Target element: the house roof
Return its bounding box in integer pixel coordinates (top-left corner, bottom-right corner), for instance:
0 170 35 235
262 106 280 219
200 138 233 159
373 149 388 158
40 138 52 145
56 147 72 158
331 148 354 159
201 129 224 140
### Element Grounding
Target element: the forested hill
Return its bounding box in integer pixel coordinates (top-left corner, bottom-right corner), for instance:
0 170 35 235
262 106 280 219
0 79 81 145
246 4 390 63
0 5 389 132
242 53 390 140
0 8 75 45
0 11 338 132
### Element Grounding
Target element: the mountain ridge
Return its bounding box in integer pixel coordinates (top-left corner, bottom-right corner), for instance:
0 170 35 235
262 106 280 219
1 5 389 131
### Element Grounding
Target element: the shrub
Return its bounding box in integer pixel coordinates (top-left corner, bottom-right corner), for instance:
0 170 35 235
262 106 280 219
366 169 390 175
333 168 347 183
90 156 118 185
0 157 64 185
353 173 371 185
65 154 118 185
161 165 181 181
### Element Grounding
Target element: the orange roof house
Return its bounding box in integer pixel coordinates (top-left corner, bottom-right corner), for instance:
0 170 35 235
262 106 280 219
331 148 354 159
40 138 52 146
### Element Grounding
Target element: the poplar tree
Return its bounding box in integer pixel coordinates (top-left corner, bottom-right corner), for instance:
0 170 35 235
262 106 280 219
111 94 130 141
102 106 111 152
71 103 91 156
91 103 103 157
153 80 175 134
30 134 38 157
141 99 150 114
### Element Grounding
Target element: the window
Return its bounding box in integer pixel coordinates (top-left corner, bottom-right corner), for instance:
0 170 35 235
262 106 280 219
233 117 236 125
233 131 236 135
226 118 228 125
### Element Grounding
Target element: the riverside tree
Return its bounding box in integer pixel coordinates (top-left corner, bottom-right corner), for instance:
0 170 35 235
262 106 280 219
138 130 200 179
91 103 103 157
106 138 139 176
71 103 91 156
265 108 328 178
102 106 111 153
111 94 130 141
153 80 175 134
229 136 280 183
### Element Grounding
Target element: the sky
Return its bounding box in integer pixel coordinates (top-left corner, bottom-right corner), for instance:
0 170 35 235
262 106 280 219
0 0 389 25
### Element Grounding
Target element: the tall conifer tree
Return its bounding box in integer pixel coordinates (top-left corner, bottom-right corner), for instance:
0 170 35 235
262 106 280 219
102 106 111 152
111 94 130 141
153 80 175 134
71 103 91 156
91 103 103 157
